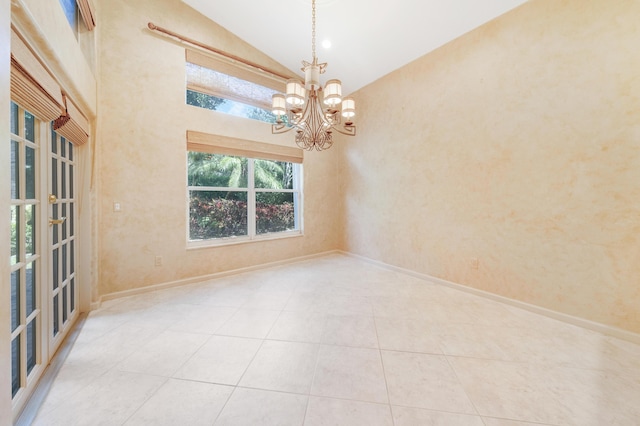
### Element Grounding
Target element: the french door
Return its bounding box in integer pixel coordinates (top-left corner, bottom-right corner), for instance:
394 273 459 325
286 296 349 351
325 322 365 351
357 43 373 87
49 124 79 348
9 101 78 414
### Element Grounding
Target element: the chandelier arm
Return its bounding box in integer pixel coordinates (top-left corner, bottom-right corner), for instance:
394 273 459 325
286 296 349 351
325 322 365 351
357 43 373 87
271 123 295 134
332 125 357 136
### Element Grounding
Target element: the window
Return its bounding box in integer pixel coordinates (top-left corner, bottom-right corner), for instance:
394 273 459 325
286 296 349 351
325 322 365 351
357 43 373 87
59 0 96 34
59 0 78 34
186 131 303 246
186 88 280 124
185 49 287 124
188 153 302 245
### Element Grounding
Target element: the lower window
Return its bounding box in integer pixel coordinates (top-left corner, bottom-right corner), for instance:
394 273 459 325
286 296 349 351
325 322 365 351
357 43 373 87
188 152 302 245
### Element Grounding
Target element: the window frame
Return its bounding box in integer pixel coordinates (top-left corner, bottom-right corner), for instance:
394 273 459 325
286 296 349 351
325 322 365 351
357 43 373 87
186 154 303 249
185 49 288 124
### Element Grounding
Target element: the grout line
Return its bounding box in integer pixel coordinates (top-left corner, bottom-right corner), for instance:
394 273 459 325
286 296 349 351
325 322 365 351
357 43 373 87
119 376 171 425
372 315 395 426
389 402 490 419
480 415 555 425
232 336 269 389
303 315 328 425
211 382 240 425
443 353 482 418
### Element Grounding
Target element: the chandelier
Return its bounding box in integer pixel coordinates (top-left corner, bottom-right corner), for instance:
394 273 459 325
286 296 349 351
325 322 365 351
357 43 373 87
271 0 356 151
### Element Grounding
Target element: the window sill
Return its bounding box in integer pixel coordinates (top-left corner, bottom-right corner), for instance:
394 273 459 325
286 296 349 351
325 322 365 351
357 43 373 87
187 230 303 250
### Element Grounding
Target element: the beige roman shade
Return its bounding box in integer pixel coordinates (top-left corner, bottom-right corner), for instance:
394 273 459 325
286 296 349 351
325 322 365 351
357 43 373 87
77 0 96 31
10 29 64 122
187 131 303 164
53 93 89 146
186 49 286 110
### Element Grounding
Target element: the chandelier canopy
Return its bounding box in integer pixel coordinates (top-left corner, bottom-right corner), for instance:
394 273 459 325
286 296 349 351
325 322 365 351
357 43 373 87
271 0 356 151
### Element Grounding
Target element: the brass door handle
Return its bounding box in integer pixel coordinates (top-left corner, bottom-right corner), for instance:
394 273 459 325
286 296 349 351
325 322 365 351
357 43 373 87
49 217 67 226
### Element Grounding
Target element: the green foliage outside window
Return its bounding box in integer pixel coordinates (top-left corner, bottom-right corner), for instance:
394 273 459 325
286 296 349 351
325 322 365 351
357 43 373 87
188 153 298 241
186 89 286 125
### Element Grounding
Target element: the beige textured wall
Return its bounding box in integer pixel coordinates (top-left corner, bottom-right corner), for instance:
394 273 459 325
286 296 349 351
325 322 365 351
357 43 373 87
1 0 12 421
96 0 340 296
340 0 640 333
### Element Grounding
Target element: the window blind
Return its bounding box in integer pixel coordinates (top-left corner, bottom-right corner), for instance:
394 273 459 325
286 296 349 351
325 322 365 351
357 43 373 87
187 131 303 164
10 29 64 122
77 0 96 31
11 29 90 145
53 93 89 146
186 49 286 111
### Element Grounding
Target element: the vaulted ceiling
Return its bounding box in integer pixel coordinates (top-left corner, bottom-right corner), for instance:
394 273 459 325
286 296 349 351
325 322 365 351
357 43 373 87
182 0 528 95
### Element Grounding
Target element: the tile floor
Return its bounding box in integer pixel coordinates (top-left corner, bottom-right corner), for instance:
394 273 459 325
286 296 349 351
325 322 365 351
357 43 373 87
31 254 640 425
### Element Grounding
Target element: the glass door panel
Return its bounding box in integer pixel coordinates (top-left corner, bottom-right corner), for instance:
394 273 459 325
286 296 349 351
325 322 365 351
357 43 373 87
49 129 78 346
9 103 42 399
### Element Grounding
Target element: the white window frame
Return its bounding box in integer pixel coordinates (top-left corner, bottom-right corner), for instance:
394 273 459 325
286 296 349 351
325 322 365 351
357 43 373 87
187 155 303 249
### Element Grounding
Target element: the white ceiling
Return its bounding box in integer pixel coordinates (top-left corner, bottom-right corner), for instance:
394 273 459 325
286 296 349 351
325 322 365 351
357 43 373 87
182 0 528 95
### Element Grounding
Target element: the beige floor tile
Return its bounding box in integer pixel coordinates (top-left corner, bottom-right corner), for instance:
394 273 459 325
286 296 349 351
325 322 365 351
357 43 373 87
34 364 108 415
61 341 131 372
375 317 442 354
29 255 640 426
214 387 308 426
122 304 188 330
482 418 554 426
392 406 485 426
433 323 508 359
605 336 640 377
215 308 281 338
239 340 319 393
174 335 262 385
283 292 331 313
311 345 388 404
371 295 447 321
241 290 293 310
381 351 476 414
73 310 129 344
168 305 238 335
123 379 232 426
450 356 640 425
304 397 393 426
96 322 166 351
452 299 532 328
32 370 166 426
267 311 327 343
322 315 379 348
198 287 254 308
116 330 209 377
324 294 373 316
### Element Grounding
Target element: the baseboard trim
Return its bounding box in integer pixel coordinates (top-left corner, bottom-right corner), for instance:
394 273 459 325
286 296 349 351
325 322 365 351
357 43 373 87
339 251 640 345
95 250 341 307
92 249 639 344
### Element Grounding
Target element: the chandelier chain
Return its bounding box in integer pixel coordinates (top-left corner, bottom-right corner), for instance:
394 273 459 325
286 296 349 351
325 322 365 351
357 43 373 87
311 0 316 60
270 0 356 150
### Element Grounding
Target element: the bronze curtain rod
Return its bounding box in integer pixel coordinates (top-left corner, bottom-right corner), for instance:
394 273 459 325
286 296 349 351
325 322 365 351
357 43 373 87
147 22 292 81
